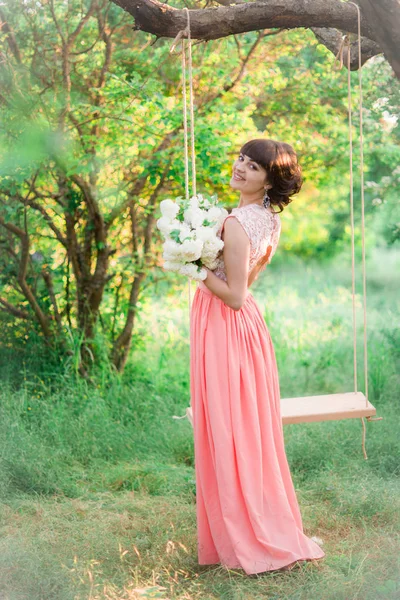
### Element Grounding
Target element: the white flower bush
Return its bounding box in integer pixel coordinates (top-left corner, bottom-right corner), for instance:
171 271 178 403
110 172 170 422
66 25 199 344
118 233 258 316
157 193 228 281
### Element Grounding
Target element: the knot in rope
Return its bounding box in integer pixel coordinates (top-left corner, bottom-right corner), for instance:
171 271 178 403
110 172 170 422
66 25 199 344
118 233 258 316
169 7 191 55
334 34 350 70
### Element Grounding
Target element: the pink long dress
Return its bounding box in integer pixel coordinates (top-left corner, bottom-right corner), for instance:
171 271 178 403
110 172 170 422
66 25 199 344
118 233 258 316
189 203 325 574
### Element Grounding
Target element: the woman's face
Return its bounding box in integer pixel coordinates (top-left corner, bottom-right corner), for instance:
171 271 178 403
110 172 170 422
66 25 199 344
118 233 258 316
230 152 268 193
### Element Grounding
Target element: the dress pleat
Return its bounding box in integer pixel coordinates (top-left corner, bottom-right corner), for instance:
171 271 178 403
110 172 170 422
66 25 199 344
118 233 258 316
190 280 325 574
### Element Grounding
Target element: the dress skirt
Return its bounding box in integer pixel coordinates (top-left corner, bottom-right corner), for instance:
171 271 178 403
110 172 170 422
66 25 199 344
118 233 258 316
189 280 325 575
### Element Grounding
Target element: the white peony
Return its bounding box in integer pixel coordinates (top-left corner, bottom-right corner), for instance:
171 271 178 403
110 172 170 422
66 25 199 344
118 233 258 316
157 216 185 236
156 192 227 281
201 238 224 269
163 260 183 272
188 195 200 210
178 222 193 242
160 199 180 219
183 206 208 228
180 238 204 262
162 239 182 260
195 225 218 243
157 216 173 235
179 262 208 280
206 206 224 222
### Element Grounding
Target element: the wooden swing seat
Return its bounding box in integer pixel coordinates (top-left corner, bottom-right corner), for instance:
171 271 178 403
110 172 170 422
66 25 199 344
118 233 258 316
280 391 376 425
184 392 376 428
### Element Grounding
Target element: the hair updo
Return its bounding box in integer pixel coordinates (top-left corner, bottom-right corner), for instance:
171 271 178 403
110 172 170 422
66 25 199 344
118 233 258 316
239 138 303 213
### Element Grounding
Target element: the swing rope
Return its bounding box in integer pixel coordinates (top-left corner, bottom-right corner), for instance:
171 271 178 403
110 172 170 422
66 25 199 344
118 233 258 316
335 1 382 459
170 4 380 458
169 7 196 322
337 34 359 398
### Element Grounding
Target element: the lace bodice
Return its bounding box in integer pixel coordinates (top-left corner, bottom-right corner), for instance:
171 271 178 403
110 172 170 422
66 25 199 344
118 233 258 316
212 203 281 283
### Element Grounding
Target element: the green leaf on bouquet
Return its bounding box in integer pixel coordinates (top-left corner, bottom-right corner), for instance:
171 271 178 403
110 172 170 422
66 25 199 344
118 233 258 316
169 229 182 242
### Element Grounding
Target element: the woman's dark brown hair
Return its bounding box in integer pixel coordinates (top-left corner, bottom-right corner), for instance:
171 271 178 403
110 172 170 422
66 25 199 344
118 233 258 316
239 138 303 213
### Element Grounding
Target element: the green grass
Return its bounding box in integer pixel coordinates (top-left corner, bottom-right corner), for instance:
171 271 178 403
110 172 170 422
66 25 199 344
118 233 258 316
0 247 399 599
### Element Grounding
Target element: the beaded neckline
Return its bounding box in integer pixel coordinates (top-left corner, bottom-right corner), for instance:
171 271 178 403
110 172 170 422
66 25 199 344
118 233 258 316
234 203 278 216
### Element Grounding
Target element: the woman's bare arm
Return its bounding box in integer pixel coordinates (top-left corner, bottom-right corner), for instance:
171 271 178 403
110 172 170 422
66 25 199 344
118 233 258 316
201 216 250 310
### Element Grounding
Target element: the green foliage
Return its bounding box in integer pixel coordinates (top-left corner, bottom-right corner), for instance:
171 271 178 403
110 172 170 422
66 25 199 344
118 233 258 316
0 250 399 498
0 252 399 598
0 0 399 369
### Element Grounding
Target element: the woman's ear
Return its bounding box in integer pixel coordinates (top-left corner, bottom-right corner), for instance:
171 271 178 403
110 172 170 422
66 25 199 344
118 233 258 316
264 175 272 190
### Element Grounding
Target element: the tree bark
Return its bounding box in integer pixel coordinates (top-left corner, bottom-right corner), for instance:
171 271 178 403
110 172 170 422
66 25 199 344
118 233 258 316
0 216 52 339
110 0 400 78
112 0 376 40
310 27 381 70
0 297 30 320
356 0 400 78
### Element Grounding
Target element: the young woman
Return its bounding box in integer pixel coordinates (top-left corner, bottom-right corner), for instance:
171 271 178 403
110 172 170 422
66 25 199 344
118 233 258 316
189 138 325 575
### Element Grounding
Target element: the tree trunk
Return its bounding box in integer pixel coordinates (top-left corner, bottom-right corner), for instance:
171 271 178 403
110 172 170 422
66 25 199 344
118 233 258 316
111 273 144 372
356 0 400 78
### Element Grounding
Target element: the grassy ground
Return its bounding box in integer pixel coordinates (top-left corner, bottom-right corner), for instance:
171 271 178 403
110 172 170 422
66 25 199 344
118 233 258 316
0 247 399 599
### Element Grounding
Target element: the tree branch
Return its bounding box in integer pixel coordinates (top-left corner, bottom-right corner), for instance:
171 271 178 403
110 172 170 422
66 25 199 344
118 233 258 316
110 0 400 75
113 0 377 42
198 27 276 109
49 0 65 44
356 0 400 78
70 174 106 245
0 215 51 337
0 297 30 320
42 269 62 331
310 27 382 70
0 8 22 63
69 0 98 45
105 129 176 228
18 192 68 247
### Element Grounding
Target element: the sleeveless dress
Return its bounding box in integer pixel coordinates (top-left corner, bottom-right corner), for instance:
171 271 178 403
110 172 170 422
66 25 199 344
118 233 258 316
189 203 325 574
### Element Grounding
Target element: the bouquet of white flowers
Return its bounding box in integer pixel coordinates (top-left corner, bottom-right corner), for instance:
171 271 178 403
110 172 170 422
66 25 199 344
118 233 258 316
157 193 228 281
